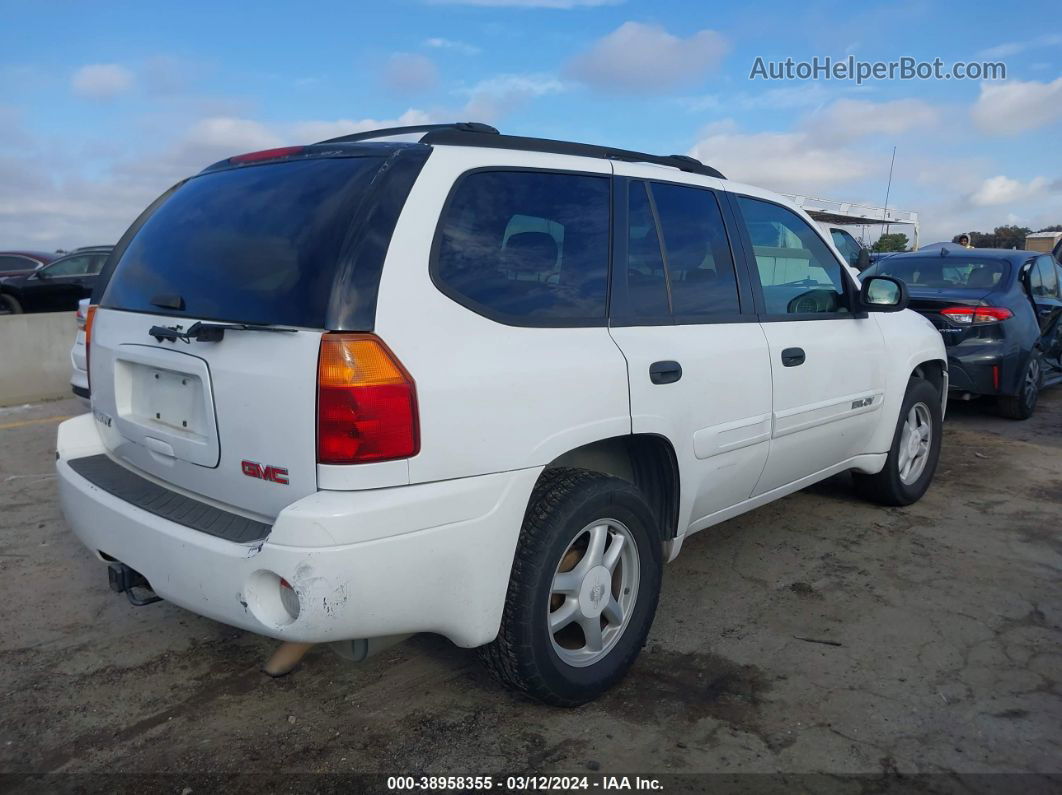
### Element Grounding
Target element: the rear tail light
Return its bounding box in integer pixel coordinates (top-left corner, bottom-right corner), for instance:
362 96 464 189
317 333 419 465
939 306 1013 325
84 305 97 390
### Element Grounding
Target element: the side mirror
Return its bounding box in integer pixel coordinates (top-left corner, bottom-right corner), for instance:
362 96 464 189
860 276 908 312
34 268 50 280
856 247 871 271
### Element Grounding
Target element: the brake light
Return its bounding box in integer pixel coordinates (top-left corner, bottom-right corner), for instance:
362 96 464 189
84 305 97 391
317 334 419 464
229 146 305 164
939 306 1013 325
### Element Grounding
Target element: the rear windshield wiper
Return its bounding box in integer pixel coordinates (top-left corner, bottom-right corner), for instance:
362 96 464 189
149 321 298 344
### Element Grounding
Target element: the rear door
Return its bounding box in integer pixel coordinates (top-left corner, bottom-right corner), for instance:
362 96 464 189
607 167 772 530
728 192 887 495
25 255 94 312
1030 255 1062 362
91 154 390 520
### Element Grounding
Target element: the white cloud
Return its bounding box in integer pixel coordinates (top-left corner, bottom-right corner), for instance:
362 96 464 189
382 53 439 95
71 64 134 100
460 73 566 120
969 175 1050 206
977 34 1062 58
183 117 281 152
688 122 873 193
805 98 941 143
424 37 480 55
426 0 620 7
565 22 729 93
971 77 1062 135
290 109 436 142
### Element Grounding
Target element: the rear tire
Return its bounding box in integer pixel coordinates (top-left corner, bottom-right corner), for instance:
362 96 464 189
854 378 942 506
0 294 22 314
480 467 663 706
997 352 1041 421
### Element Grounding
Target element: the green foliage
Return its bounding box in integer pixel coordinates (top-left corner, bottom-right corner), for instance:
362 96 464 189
872 233 909 252
954 225 1038 249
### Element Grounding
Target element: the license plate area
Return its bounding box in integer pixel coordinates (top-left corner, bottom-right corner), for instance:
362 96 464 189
112 345 220 468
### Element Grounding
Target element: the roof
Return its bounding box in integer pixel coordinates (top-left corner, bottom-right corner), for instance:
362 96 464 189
781 194 918 227
0 250 56 261
316 122 727 179
1026 231 1062 240
891 243 1034 264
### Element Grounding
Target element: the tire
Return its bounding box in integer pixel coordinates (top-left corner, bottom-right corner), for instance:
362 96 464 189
997 352 1041 421
480 467 663 706
854 378 943 506
0 294 22 315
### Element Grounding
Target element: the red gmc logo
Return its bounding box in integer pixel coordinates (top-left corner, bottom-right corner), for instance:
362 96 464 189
241 460 289 485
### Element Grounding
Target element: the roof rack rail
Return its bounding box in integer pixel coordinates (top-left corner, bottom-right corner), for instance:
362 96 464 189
316 122 499 145
420 128 725 180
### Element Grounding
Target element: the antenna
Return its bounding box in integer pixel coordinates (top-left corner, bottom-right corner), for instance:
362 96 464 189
882 145 897 243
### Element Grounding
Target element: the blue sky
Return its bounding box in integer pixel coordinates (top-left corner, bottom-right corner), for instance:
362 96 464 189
1 0 1060 247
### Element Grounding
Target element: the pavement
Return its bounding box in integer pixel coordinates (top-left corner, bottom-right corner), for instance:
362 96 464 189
0 393 1059 786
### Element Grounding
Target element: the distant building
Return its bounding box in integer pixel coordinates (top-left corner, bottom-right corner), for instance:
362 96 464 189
1025 231 1062 253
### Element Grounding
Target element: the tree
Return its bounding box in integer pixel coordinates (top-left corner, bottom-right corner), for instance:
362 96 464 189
872 233 909 252
1036 224 1062 233
955 226 1032 249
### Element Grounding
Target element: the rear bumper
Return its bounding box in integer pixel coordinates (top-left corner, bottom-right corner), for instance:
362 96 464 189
57 414 539 647
945 345 1022 397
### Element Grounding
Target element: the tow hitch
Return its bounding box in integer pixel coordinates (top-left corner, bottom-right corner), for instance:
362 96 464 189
107 562 162 606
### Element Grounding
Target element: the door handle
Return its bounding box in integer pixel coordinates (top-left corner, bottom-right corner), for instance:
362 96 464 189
649 360 682 385
781 347 806 367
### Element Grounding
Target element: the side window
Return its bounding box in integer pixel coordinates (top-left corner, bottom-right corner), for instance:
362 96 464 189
0 255 33 271
736 196 849 316
625 182 670 317
831 229 860 266
42 255 91 277
87 254 107 275
1028 259 1044 296
651 182 740 318
1037 256 1059 298
434 170 610 325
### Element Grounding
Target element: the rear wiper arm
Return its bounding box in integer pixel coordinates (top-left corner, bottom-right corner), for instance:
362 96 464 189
149 321 298 344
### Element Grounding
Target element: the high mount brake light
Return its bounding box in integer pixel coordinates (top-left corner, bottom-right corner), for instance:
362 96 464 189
229 146 305 164
939 306 1013 325
317 334 419 465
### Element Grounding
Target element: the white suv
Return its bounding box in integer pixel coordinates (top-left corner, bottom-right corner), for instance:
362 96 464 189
56 123 947 705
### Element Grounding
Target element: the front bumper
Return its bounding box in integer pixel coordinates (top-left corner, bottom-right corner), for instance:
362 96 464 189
57 414 539 647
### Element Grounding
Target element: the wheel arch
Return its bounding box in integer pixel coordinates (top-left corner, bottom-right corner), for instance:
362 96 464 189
539 434 680 542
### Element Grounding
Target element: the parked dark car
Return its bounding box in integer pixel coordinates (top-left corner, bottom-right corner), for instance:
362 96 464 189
0 250 57 278
864 245 1062 419
0 246 112 315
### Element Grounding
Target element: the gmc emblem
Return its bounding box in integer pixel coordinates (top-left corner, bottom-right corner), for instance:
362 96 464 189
241 460 289 485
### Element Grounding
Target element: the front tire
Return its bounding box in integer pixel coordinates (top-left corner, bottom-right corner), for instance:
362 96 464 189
854 378 942 506
997 352 1041 421
480 467 663 706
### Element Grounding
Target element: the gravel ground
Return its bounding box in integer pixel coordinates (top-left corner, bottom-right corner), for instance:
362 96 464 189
0 393 1059 790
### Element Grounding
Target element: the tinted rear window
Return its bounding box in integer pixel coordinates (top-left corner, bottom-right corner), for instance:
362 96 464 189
102 157 384 327
866 256 1010 291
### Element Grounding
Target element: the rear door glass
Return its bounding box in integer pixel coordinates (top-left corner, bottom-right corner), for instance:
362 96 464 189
102 157 385 328
651 182 740 319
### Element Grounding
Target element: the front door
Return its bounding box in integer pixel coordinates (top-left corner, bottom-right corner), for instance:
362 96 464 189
607 168 772 532
728 192 887 496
